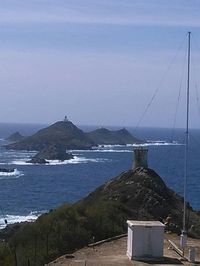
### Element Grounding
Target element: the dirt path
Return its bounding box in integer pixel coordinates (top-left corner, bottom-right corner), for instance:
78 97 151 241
46 234 200 266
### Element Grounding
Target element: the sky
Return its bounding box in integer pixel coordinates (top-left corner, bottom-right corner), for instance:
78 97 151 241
0 0 200 128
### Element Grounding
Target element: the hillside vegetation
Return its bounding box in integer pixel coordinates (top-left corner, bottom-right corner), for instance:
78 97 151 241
6 121 143 151
0 167 199 265
6 121 94 151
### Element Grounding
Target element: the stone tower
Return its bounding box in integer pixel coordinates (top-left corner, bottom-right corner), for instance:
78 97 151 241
133 148 148 169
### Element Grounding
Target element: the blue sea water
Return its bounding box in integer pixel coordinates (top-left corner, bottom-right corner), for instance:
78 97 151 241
0 123 199 229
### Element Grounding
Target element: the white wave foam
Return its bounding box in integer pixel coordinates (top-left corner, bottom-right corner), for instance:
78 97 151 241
0 169 23 179
66 156 110 164
97 144 126 148
12 160 32 165
46 156 111 165
131 141 183 147
0 211 47 229
12 156 110 165
68 149 132 153
92 149 132 153
68 142 182 153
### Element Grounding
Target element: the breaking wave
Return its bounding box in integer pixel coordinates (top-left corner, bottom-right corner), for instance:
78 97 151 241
0 169 23 179
47 157 110 165
131 141 183 147
68 149 132 153
12 156 111 165
0 211 47 229
68 141 181 153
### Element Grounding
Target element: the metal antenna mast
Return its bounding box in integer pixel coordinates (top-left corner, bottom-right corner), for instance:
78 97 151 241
181 31 191 253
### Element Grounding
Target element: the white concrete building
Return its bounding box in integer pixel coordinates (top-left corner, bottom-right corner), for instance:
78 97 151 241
127 220 164 260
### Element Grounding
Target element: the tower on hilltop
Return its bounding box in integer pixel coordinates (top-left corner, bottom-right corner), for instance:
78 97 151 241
63 115 68 122
133 148 148 169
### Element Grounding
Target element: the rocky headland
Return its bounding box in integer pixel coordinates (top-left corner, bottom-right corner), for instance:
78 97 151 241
0 167 199 265
79 167 200 236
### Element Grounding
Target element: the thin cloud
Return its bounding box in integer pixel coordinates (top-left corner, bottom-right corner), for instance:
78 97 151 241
0 0 199 28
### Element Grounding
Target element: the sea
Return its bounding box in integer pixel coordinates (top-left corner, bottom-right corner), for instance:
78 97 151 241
0 122 199 229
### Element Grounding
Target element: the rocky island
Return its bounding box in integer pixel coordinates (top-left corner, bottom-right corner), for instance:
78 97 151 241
6 120 143 152
27 144 74 164
6 120 94 151
86 127 143 145
5 120 144 163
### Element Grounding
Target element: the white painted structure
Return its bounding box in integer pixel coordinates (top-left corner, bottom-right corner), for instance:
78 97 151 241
127 220 164 260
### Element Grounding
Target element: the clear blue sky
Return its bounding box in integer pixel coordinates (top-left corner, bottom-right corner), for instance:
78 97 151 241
0 0 200 128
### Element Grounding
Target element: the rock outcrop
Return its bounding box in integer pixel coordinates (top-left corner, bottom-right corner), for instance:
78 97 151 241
6 132 25 142
0 168 15 173
79 167 200 236
27 144 74 164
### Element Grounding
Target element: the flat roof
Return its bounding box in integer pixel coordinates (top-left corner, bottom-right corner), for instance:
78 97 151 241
127 220 164 227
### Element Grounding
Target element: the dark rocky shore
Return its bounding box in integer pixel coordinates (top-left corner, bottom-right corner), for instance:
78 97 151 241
27 144 74 164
